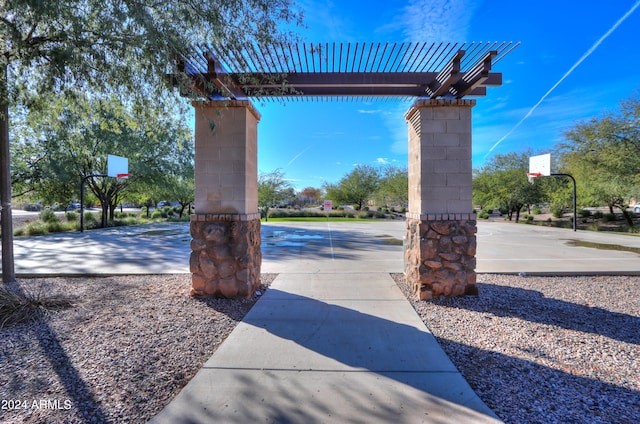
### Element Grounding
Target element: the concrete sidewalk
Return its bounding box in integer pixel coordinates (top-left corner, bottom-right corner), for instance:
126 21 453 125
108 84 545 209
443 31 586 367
150 272 501 423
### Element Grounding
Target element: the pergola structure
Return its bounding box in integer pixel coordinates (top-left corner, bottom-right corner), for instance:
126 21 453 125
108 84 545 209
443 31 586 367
180 41 515 100
181 41 517 299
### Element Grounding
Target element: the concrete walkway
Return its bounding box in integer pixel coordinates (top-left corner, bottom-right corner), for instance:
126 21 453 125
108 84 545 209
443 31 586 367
150 275 501 423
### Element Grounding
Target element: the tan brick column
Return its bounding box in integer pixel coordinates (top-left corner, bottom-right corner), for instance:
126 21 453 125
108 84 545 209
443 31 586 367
189 101 262 298
404 99 477 299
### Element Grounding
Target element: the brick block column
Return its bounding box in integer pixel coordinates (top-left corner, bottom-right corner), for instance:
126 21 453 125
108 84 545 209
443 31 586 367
190 101 261 298
404 99 478 299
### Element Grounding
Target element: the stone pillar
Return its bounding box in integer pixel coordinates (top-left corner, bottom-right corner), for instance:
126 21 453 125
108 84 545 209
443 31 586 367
190 101 262 298
404 99 478 299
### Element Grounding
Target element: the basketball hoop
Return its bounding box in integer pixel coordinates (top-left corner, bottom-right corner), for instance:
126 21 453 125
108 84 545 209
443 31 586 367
527 172 541 184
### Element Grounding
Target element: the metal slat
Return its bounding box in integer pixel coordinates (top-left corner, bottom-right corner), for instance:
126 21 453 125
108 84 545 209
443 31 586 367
375 43 389 72
351 42 358 73
405 42 427 72
382 43 398 72
357 42 366 72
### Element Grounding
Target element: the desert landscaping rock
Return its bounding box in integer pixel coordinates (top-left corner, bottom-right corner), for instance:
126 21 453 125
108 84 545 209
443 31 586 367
393 273 640 424
2 273 638 423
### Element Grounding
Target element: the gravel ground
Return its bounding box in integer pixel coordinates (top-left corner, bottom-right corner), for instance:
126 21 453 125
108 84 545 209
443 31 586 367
2 273 639 423
392 273 640 424
0 274 276 424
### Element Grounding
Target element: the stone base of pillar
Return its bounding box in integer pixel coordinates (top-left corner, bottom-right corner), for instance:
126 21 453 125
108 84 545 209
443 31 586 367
189 214 262 298
405 214 477 300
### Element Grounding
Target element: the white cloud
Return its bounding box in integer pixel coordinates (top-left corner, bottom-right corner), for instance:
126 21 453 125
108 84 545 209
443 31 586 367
376 157 390 164
389 0 477 41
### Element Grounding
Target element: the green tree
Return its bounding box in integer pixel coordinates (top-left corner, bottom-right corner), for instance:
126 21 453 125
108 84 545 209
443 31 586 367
15 92 193 227
375 165 408 208
258 169 293 220
163 177 195 218
1 0 302 282
473 151 545 222
558 95 640 226
325 164 381 210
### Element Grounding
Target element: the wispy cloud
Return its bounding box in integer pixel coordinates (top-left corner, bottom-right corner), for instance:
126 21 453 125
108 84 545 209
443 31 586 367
391 0 477 41
376 157 390 164
286 145 313 167
485 0 640 159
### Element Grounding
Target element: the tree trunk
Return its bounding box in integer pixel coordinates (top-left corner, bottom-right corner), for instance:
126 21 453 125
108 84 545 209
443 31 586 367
101 203 108 228
0 63 15 283
620 209 634 227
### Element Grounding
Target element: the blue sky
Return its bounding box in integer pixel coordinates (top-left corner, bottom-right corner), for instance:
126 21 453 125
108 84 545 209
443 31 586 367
255 0 640 191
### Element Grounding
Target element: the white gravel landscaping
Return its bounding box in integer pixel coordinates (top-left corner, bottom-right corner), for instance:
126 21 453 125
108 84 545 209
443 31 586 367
393 273 640 424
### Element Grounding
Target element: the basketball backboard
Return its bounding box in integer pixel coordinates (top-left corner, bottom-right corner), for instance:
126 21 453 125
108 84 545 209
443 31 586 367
529 154 551 177
107 154 129 178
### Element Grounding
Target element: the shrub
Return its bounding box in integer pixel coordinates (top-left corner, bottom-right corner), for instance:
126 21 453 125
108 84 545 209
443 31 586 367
39 209 59 223
24 222 47 236
0 285 74 328
45 221 67 233
526 215 534 223
593 211 604 219
151 210 163 219
579 209 592 218
65 211 79 222
83 212 100 229
84 211 97 223
478 211 490 219
551 207 564 219
532 206 542 215
603 213 616 222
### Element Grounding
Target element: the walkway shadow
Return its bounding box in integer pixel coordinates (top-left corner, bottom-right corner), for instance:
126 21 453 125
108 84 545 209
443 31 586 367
429 282 639 345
